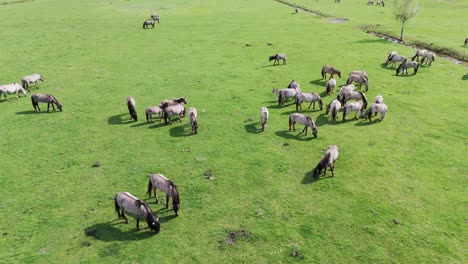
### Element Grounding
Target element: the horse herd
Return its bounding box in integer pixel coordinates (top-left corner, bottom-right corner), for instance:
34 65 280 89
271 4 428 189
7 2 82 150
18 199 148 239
385 49 436 75
0 73 62 112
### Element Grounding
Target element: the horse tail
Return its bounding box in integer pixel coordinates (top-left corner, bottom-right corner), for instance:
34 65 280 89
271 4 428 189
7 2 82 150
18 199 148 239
143 22 145 29
414 63 419 74
147 178 153 197
114 194 121 217
163 109 168 124
31 95 35 107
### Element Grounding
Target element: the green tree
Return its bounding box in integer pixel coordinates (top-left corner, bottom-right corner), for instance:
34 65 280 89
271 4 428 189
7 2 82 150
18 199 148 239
393 0 420 41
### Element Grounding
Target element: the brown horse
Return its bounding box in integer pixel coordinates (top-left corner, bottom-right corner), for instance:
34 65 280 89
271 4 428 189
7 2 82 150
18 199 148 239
321 66 341 80
31 93 62 112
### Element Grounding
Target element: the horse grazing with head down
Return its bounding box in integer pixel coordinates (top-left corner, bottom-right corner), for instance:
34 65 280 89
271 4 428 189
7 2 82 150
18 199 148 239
126 96 137 121
411 49 427 62
289 113 318 137
188 107 198 134
148 173 180 216
385 53 406 67
346 73 369 91
365 102 388 122
295 92 323 111
143 20 155 29
313 145 339 178
151 13 160 23
159 97 187 109
326 77 336 95
321 66 341 80
31 93 62 112
343 100 366 122
21 73 44 92
0 82 27 100
396 59 419 75
115 192 160 233
145 106 162 123
421 52 436 66
325 98 341 122
260 106 269 132
269 53 286 65
164 103 185 125
272 87 301 106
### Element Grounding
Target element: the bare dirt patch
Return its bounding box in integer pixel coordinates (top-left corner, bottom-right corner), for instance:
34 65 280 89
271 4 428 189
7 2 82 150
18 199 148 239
327 18 349 24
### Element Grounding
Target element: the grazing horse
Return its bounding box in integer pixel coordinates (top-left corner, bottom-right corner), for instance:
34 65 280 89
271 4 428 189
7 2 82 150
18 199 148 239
385 54 407 67
151 13 160 23
343 100 366 121
31 93 62 112
365 102 388 122
367 0 374 5
396 60 419 75
159 97 187 109
188 107 198 134
313 145 339 178
269 54 287 65
148 174 180 216
260 106 269 132
421 52 436 66
411 49 427 62
295 92 323 111
346 74 369 91
464 37 468 47
272 87 301 106
376 0 385 6
145 106 162 123
339 90 367 108
163 103 185 125
325 99 341 122
321 66 341 80
126 96 137 121
0 82 27 100
143 20 155 29
338 84 355 99
21 73 44 92
114 192 160 233
289 113 318 137
349 70 369 81
326 77 336 95
287 80 300 89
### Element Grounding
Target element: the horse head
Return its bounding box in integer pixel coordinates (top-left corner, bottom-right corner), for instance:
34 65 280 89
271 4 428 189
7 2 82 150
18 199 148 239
269 55 276 61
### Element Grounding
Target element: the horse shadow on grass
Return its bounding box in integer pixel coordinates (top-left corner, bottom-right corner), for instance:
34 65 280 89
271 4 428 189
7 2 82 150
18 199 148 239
108 113 135 125
275 130 315 141
84 221 155 242
244 122 261 134
148 122 166 129
354 119 378 126
130 122 149 128
309 79 325 86
15 110 61 115
379 63 397 71
301 170 332 184
169 123 192 137
315 113 342 127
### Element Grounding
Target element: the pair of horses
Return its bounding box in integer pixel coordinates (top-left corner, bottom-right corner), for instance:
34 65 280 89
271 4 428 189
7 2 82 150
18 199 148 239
114 173 180 233
0 82 27 100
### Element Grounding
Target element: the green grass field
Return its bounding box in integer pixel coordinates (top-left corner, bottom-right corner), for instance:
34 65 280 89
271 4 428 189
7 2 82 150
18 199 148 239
0 0 466 262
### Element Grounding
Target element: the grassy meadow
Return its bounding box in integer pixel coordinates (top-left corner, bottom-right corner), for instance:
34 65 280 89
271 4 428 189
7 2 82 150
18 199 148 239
0 0 466 263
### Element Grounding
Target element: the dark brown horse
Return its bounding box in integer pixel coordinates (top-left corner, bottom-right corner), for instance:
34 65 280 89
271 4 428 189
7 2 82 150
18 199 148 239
31 93 62 112
321 66 341 80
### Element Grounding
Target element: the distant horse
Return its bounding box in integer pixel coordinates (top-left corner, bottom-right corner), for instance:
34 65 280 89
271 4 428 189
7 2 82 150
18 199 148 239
159 97 187 109
346 73 369 91
374 94 384 104
464 37 468 47
367 0 374 5
272 87 301 106
321 66 341 80
164 103 185 125
411 49 427 62
365 102 388 122
145 106 162 123
295 92 323 111
287 80 300 89
326 77 336 95
339 90 367 108
376 0 385 6
385 54 406 67
421 52 436 66
396 60 419 75
343 100 366 121
0 82 27 100
148 173 180 216
127 96 137 121
260 106 269 132
115 192 160 233
289 113 317 137
31 93 62 112
325 98 341 122
188 107 198 134
313 145 339 178
143 20 155 29
21 73 44 92
151 13 160 23
269 54 287 65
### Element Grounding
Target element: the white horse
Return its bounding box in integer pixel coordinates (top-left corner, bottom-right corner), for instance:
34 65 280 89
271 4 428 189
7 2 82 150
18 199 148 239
411 49 427 62
326 77 336 95
343 101 366 121
289 113 318 137
0 82 27 100
21 73 44 92
365 103 388 122
295 92 323 111
260 106 269 132
325 99 342 122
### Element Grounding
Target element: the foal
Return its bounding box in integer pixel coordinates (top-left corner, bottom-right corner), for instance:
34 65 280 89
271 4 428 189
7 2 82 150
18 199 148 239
313 145 339 178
